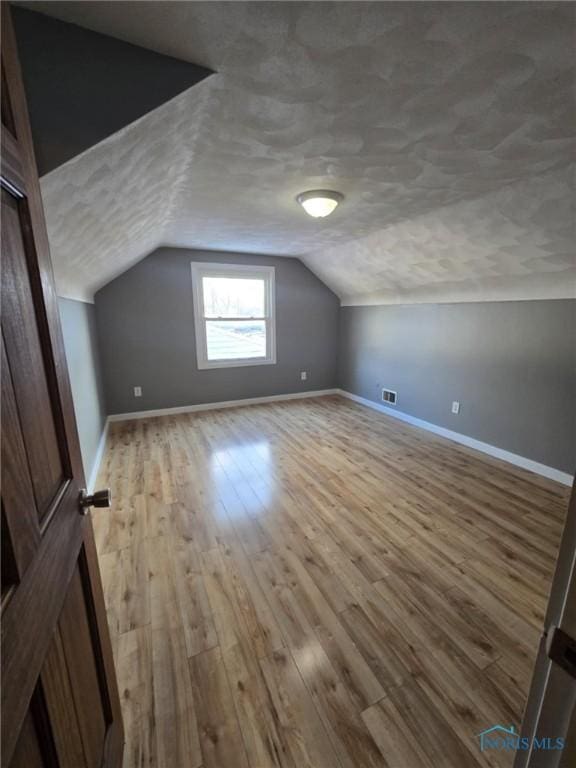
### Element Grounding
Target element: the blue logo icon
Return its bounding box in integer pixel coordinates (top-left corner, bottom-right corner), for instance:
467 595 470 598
479 725 517 751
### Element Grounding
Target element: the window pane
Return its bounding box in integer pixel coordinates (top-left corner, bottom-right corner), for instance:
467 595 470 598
203 277 265 318
206 320 266 360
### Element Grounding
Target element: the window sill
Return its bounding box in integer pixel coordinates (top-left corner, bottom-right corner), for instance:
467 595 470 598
197 357 277 370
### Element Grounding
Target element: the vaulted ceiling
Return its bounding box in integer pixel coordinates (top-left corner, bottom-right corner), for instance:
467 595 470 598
23 1 576 304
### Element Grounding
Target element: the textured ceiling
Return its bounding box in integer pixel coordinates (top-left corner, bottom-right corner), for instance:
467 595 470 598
13 5 213 174
27 1 576 303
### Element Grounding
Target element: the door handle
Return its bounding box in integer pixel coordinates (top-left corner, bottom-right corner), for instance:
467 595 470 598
79 488 112 514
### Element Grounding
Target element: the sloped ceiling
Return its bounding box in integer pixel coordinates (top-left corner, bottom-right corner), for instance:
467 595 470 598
12 6 212 175
24 1 576 304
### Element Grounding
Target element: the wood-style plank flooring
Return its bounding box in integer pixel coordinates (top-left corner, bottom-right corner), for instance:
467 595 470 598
93 395 569 768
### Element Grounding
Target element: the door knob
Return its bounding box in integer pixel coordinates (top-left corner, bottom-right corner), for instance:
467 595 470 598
79 488 111 514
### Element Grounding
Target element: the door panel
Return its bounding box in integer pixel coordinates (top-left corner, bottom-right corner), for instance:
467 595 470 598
1 505 19 604
1 5 123 766
1 337 40 577
58 565 108 767
2 187 67 520
515 485 576 768
10 711 47 768
41 628 87 768
38 559 111 768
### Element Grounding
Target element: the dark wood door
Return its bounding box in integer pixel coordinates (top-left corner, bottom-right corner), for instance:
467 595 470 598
1 6 123 767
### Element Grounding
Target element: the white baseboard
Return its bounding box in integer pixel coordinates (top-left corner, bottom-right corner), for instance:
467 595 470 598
100 387 572 487
87 418 110 493
338 389 573 487
107 388 340 423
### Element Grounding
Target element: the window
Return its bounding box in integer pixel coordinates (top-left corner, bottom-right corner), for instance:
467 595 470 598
191 263 276 369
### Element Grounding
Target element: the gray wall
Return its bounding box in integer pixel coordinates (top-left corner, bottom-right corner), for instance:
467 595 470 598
13 6 212 174
95 248 339 414
58 298 107 481
338 300 576 474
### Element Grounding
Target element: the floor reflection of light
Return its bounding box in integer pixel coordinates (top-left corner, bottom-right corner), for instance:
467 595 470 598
211 441 271 475
210 441 274 515
294 640 325 676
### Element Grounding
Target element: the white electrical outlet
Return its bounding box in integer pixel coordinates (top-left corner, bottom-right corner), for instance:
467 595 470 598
134 386 142 397
300 371 307 381
451 401 460 414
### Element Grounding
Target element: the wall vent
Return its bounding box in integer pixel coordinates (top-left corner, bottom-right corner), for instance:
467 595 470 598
382 388 397 405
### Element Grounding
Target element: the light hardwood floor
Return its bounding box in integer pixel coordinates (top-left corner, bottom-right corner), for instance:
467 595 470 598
93 395 569 768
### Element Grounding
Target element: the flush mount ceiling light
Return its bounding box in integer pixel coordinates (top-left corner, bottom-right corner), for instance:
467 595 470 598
296 189 344 218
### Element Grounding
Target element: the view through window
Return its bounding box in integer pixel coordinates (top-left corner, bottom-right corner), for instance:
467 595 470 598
192 264 276 368
203 277 266 360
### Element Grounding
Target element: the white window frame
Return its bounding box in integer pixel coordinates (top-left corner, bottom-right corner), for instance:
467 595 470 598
191 262 277 370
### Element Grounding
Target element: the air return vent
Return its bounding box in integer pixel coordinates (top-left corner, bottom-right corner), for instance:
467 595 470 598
382 388 397 405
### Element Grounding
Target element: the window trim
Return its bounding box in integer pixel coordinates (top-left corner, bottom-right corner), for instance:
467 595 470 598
191 262 277 370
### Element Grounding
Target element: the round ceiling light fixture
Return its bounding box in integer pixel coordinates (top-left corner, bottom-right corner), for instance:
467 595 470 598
296 189 344 218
